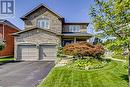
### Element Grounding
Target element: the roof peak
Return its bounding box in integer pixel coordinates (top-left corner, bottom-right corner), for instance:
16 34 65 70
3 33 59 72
21 3 64 20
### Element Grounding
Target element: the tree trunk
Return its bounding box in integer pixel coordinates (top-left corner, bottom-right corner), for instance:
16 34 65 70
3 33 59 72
128 49 130 87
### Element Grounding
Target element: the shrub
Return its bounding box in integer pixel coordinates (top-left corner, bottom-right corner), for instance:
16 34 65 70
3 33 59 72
0 41 5 51
63 42 105 58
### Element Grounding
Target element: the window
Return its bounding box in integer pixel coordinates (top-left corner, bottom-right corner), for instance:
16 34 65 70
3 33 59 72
37 18 50 29
69 25 80 32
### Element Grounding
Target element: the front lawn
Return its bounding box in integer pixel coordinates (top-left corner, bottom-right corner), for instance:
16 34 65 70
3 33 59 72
0 57 14 62
38 61 128 87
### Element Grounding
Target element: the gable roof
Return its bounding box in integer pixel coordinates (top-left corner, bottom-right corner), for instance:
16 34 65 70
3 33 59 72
0 19 20 31
12 26 93 37
12 27 58 36
21 3 64 20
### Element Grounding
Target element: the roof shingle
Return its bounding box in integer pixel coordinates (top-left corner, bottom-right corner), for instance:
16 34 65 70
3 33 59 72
0 19 20 30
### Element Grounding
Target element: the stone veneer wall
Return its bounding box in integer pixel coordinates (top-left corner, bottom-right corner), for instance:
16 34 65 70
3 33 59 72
14 29 61 59
24 7 62 34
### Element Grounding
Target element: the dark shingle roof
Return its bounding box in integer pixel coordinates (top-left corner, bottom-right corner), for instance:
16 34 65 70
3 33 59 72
12 27 58 36
13 27 93 37
61 32 93 37
0 19 20 30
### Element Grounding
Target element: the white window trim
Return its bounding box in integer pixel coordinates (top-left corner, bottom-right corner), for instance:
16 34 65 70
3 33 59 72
36 17 50 29
69 25 80 32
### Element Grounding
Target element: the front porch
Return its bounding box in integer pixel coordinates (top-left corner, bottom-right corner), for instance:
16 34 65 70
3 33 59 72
62 36 91 46
60 32 93 46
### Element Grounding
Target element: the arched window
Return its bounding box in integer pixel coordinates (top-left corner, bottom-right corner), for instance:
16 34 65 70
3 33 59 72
37 17 50 29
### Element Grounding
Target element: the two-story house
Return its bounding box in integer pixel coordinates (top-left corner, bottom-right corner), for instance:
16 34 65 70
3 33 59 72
0 20 20 57
13 4 92 61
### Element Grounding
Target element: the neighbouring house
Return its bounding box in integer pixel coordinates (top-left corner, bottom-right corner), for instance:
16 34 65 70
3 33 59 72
0 20 20 57
13 4 92 61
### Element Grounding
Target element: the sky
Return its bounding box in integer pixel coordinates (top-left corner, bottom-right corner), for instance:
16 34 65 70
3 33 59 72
3 0 95 33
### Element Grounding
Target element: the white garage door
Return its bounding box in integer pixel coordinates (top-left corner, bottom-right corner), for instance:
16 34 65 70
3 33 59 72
19 45 39 61
40 45 56 61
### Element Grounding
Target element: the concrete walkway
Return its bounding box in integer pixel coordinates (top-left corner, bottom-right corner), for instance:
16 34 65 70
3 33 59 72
55 58 70 67
105 57 126 63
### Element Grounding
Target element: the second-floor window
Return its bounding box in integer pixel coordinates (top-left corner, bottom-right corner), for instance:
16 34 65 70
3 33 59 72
69 25 80 32
37 18 50 29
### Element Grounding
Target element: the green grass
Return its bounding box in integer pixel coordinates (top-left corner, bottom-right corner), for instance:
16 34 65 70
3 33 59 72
38 61 128 87
0 57 14 62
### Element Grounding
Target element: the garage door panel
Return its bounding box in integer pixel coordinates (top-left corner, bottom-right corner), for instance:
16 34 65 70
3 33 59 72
18 45 56 61
19 45 39 61
43 49 56 52
40 45 56 60
44 52 56 56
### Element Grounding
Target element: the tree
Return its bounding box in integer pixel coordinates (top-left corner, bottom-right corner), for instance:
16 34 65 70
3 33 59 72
90 0 130 85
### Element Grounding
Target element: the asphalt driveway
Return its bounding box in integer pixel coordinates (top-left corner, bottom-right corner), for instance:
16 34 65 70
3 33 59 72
0 61 55 87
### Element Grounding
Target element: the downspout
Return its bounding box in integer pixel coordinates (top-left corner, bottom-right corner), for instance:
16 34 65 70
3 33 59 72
2 24 5 40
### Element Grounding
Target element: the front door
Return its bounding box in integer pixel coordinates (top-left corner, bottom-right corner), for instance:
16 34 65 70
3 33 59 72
63 40 74 46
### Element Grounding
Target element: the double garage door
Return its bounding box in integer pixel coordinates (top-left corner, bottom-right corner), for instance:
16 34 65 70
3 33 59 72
18 45 56 61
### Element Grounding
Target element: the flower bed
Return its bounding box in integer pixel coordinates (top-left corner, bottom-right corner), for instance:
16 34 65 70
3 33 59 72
66 57 110 70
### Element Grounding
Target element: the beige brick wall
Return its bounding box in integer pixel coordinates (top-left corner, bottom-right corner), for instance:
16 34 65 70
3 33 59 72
15 29 60 44
24 7 62 34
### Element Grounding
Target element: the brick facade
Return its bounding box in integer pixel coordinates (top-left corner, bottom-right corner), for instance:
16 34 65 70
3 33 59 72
0 24 19 57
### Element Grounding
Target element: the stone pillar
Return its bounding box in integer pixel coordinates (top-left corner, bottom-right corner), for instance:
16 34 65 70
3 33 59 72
74 37 77 43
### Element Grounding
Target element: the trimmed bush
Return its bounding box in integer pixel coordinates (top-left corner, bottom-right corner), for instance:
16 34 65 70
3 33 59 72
63 42 105 58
